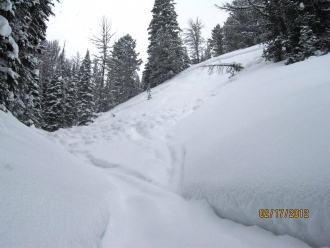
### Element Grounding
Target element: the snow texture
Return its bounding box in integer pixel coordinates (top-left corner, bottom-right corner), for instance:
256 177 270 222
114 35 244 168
0 0 12 12
7 36 19 59
1 45 328 247
0 15 11 37
174 48 330 248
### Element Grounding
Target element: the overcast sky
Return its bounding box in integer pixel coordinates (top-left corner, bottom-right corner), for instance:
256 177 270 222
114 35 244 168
46 0 229 69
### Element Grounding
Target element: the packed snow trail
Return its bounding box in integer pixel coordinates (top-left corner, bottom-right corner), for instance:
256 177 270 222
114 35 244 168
43 46 265 192
1 45 326 247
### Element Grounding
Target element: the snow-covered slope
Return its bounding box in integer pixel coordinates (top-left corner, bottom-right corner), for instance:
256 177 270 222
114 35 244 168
0 111 112 247
1 45 329 247
173 51 330 248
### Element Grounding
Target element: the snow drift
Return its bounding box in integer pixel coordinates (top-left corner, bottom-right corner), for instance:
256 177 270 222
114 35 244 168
174 50 330 247
0 111 112 247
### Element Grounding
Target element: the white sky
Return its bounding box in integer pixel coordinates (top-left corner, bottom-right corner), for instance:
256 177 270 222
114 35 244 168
46 0 229 70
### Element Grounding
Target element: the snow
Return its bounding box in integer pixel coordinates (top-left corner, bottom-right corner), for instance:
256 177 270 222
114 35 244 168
174 49 330 247
1 45 329 247
0 0 13 12
300 2 305 10
0 15 11 37
6 36 19 60
0 15 19 67
0 114 109 247
0 66 18 81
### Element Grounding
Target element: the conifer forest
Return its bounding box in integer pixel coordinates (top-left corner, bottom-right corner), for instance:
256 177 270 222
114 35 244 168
0 0 329 131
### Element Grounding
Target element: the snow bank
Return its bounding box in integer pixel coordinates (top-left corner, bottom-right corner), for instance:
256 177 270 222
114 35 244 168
174 53 330 247
0 111 112 247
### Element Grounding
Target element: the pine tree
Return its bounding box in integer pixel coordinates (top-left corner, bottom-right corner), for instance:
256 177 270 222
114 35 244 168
65 64 78 127
142 0 189 89
0 1 20 113
42 73 64 131
133 71 142 93
210 24 224 56
218 0 330 63
0 0 58 127
201 40 212 62
0 0 59 130
219 0 265 54
21 70 42 127
299 26 317 58
91 58 102 112
109 34 142 106
39 40 61 89
41 42 69 131
77 50 94 126
57 44 71 127
12 0 50 127
102 65 114 111
182 46 192 67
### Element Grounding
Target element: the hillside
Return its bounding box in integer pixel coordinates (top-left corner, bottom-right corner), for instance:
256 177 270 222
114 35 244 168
0 45 329 247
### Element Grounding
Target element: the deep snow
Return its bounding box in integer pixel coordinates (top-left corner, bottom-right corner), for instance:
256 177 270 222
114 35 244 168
174 49 330 247
1 45 328 247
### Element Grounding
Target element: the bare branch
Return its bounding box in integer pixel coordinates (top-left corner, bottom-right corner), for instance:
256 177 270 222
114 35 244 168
183 17 205 64
89 16 116 112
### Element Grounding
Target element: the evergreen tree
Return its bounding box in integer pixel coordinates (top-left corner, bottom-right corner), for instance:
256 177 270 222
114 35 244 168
219 0 265 53
0 1 20 113
182 46 192 67
0 0 58 127
77 50 94 126
39 40 61 89
133 71 142 93
218 0 330 63
210 24 224 56
21 70 42 127
41 42 68 131
142 0 189 89
42 73 64 131
65 64 78 127
57 44 71 127
102 64 114 111
109 34 142 106
299 26 318 58
13 0 57 127
91 58 102 112
201 40 212 61
38 39 61 127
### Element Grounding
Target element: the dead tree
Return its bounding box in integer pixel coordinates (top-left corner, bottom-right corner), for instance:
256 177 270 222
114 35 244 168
183 17 205 64
90 16 115 112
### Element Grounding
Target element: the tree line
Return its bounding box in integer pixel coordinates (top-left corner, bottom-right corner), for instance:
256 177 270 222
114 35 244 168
39 31 142 131
216 0 330 63
1 0 329 131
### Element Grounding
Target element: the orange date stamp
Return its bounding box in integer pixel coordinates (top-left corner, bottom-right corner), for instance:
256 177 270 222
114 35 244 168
259 209 309 218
